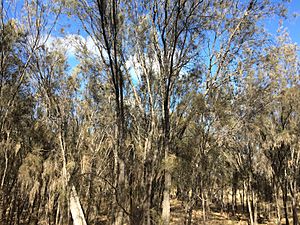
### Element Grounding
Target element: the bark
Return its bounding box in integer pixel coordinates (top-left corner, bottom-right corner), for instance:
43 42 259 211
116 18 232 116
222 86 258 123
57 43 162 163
185 188 195 225
161 169 171 225
282 183 290 225
292 197 298 225
253 191 257 225
0 149 8 188
247 193 254 225
245 181 254 225
290 183 298 225
275 185 281 225
187 207 193 225
184 200 194 225
59 131 87 225
242 185 245 213
162 73 171 225
70 186 87 225
221 187 224 215
114 158 125 225
202 191 206 223
232 180 237 216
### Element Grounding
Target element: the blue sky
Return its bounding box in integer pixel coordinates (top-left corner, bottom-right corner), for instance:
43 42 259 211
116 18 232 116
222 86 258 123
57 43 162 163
56 0 300 71
285 0 300 45
265 0 300 45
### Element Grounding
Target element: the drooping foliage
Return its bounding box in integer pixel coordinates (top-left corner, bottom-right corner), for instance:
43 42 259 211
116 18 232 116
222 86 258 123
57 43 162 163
0 1 299 225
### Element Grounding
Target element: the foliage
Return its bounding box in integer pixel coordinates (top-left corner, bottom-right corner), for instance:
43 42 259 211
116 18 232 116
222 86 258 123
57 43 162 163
0 0 299 225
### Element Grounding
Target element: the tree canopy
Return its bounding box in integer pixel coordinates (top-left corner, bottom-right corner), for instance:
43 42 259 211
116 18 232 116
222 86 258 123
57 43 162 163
0 0 299 225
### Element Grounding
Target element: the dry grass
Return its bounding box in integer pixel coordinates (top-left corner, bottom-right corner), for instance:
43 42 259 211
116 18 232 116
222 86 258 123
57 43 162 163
93 199 298 224
169 199 282 225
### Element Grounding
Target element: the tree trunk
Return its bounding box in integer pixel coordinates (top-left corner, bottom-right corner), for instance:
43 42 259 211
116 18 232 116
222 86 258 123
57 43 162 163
70 186 87 225
187 205 193 225
275 185 281 225
232 183 236 216
162 93 171 225
290 183 298 225
253 191 257 225
221 187 224 215
282 183 290 225
184 188 195 225
146 170 154 225
292 198 298 225
202 191 206 223
114 159 125 225
247 193 254 225
245 181 254 225
162 168 171 225
242 185 245 213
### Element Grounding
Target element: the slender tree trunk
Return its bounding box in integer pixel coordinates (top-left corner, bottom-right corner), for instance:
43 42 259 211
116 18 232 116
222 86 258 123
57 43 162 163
186 188 195 225
0 149 8 189
55 204 60 225
186 205 193 225
282 182 290 225
292 197 298 225
0 190 4 224
162 91 171 225
114 159 125 225
283 198 289 225
232 184 236 216
253 191 257 225
86 159 96 223
267 203 271 222
242 185 245 213
70 186 87 225
247 193 254 225
202 191 206 224
221 186 224 215
112 119 126 225
245 181 254 225
146 169 154 225
275 185 281 225
59 132 87 225
162 168 171 225
290 183 298 225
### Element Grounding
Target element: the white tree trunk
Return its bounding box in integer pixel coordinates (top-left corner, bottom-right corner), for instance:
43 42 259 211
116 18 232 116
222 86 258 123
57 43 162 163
70 185 87 225
162 170 171 225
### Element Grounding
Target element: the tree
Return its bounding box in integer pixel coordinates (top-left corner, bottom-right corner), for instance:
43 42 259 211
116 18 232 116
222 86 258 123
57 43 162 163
0 0 297 224
260 30 300 225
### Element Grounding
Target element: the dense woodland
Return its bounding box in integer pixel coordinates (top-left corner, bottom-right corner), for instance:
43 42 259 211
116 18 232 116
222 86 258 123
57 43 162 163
0 0 300 224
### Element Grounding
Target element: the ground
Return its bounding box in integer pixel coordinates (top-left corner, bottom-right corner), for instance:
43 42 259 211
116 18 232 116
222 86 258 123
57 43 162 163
170 199 283 225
